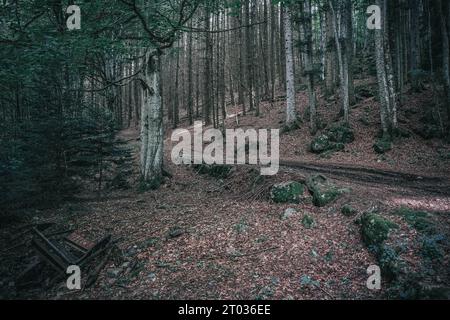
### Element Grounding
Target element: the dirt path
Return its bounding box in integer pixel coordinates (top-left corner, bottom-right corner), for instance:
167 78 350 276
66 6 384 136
279 159 450 196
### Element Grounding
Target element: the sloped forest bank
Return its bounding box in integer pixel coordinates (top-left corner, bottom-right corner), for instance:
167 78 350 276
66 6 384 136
1 0 450 300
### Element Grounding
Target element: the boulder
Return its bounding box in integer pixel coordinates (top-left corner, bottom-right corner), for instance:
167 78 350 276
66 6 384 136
270 181 305 204
310 124 354 154
306 175 347 207
281 208 297 220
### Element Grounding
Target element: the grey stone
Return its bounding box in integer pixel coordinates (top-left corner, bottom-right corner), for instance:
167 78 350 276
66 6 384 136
281 208 297 220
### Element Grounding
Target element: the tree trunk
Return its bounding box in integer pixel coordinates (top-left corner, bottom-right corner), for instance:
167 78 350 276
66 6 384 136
284 5 296 125
325 5 335 96
140 53 163 186
302 0 317 133
187 24 194 125
438 0 450 130
330 0 350 123
374 0 394 136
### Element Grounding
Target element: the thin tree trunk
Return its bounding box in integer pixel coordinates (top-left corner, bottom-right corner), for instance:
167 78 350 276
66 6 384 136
284 5 296 125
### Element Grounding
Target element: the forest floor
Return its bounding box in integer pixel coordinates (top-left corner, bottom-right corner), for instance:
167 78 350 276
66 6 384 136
1 81 450 300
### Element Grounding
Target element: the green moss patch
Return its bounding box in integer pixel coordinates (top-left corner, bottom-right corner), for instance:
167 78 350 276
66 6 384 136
306 175 348 207
360 212 398 248
310 134 333 154
373 136 392 154
393 207 436 234
138 176 163 192
302 214 315 229
327 123 355 144
270 181 305 204
341 204 357 217
421 234 446 261
310 123 354 155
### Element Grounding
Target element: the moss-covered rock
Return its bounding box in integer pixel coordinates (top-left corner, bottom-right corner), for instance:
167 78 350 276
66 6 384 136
327 123 355 144
306 175 347 207
310 134 332 153
373 137 392 154
360 212 398 247
270 181 305 204
310 124 354 155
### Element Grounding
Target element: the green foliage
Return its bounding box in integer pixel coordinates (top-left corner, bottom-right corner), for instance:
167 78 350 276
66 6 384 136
300 274 320 288
270 181 305 204
327 123 355 144
360 212 398 247
310 123 354 155
341 204 357 217
306 175 347 207
301 214 315 229
393 207 435 234
193 163 232 179
373 136 392 154
0 105 127 213
233 218 249 234
310 134 334 153
139 175 163 192
421 234 446 261
281 119 301 134
376 245 404 281
0 0 197 216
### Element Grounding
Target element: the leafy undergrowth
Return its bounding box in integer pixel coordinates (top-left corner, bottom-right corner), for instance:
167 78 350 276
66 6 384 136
358 207 450 299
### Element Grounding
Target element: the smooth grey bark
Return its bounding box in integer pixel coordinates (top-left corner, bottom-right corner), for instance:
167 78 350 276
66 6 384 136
140 53 163 184
374 0 398 135
284 5 296 125
330 0 350 123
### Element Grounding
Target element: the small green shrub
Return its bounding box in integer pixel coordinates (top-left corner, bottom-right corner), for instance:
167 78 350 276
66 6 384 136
341 204 357 217
270 181 305 204
374 136 392 154
393 207 435 234
421 234 446 261
302 214 315 229
360 212 398 247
